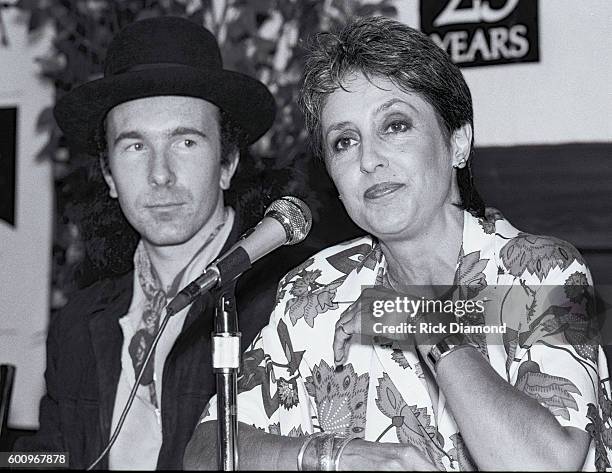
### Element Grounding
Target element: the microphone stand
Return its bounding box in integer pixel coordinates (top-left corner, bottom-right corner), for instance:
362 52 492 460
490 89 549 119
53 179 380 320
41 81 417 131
213 281 241 471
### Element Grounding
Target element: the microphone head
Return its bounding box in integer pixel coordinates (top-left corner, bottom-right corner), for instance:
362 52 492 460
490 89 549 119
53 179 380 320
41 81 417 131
264 196 312 245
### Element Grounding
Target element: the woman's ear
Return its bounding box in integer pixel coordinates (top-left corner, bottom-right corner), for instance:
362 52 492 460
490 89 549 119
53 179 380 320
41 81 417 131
451 123 473 169
100 154 118 198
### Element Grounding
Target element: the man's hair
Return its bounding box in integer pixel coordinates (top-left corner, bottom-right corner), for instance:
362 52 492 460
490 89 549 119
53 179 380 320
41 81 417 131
299 16 485 217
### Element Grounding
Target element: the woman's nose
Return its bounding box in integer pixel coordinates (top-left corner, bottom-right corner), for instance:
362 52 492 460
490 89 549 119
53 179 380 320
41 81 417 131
149 148 176 187
359 139 389 174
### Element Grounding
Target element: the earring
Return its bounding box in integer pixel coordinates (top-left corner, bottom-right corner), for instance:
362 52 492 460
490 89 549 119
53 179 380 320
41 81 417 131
454 157 467 169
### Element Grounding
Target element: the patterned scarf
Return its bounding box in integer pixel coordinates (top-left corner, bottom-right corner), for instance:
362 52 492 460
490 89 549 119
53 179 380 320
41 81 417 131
128 209 228 408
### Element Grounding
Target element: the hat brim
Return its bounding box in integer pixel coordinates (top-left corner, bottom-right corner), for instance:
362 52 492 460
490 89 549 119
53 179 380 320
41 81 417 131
54 66 276 152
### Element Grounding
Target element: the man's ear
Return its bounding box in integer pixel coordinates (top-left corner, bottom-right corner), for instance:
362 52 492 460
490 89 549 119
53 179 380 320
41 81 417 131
451 123 473 169
100 154 118 199
219 150 239 191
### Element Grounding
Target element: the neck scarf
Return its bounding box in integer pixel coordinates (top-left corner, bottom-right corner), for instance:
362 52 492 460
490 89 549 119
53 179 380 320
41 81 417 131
128 209 228 407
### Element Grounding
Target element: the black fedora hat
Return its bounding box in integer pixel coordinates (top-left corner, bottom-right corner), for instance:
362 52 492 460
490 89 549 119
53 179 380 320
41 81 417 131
54 16 276 152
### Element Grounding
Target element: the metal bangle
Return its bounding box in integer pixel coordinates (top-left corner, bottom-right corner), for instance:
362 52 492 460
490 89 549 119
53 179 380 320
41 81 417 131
333 436 357 471
318 433 336 471
297 432 324 471
434 343 478 372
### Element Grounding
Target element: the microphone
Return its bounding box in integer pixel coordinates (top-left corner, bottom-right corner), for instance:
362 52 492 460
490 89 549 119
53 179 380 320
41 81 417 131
165 196 312 315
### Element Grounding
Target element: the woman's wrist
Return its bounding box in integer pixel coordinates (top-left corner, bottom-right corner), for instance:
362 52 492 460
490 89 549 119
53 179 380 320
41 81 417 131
418 332 475 374
412 310 458 346
297 432 359 470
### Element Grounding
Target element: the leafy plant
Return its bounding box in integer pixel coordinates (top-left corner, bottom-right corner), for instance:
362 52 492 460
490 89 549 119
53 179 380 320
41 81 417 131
6 0 396 306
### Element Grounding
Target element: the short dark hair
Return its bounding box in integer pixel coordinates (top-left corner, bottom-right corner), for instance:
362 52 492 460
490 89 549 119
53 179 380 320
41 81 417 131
299 16 485 217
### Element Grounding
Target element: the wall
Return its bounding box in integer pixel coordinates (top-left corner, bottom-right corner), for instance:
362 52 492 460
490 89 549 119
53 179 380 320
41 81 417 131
396 0 612 146
0 10 54 428
394 1 612 286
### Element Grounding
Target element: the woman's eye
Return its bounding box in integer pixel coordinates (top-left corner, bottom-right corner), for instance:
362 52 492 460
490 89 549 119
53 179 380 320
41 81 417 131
183 139 196 148
127 142 144 151
334 136 358 151
385 121 409 134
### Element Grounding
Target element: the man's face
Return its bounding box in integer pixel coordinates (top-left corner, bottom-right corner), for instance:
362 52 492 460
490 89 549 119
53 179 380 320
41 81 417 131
103 96 238 248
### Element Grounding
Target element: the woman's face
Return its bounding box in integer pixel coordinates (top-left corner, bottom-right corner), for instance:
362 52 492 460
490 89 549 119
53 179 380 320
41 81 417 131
321 72 464 240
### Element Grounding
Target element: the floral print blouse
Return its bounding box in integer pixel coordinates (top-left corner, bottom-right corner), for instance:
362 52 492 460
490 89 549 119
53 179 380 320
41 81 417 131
200 210 612 471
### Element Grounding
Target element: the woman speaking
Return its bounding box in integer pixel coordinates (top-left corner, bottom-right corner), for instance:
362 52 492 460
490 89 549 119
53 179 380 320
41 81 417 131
185 17 610 471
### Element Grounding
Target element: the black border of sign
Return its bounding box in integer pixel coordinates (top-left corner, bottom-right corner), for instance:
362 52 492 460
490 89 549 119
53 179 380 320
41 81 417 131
0 107 18 227
420 0 540 68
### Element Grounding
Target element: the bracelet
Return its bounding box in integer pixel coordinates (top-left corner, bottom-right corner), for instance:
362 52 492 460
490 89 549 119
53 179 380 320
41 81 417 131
332 436 357 470
298 432 360 470
427 333 477 373
297 432 324 471
299 432 355 471
435 343 478 370
318 433 336 471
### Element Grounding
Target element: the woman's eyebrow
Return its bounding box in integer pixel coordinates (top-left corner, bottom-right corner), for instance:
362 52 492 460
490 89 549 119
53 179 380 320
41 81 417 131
375 98 419 115
324 98 419 137
325 121 353 137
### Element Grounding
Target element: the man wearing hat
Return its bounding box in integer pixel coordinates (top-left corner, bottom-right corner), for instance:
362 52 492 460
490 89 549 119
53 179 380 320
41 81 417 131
16 16 299 469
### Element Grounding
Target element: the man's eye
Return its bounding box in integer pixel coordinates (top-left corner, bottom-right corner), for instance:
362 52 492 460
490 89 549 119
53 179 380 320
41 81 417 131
385 121 409 134
177 139 197 149
334 137 358 151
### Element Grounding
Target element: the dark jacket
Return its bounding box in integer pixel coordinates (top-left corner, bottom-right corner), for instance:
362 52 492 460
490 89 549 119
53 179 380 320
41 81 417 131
15 219 308 469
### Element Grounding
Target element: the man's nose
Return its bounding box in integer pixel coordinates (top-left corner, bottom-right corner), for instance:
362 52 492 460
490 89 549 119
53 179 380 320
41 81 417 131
149 148 176 187
359 138 389 174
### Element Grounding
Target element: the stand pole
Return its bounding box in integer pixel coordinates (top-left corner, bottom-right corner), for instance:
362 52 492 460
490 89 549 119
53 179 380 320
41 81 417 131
213 283 241 471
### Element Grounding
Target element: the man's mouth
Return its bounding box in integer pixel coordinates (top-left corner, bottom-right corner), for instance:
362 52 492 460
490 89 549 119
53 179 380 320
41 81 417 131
145 202 185 209
363 182 405 200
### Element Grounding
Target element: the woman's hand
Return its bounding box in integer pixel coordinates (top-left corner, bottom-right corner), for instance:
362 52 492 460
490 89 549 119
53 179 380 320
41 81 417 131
186 420 439 470
333 286 457 366
333 286 409 366
337 439 438 471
